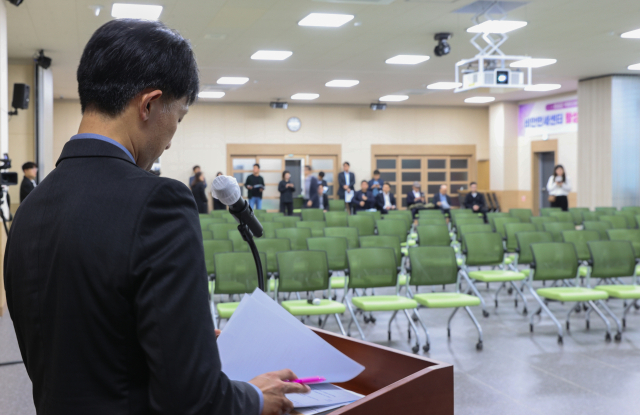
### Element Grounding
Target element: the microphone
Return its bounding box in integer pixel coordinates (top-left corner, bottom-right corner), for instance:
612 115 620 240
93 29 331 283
211 175 263 238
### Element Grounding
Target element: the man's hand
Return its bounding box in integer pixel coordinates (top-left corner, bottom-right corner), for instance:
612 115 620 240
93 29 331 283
343 185 349 190
473 205 479 211
436 201 441 206
250 369 310 415
360 201 365 207
259 188 263 192
215 329 221 338
247 185 253 190
307 200 312 207
362 196 367 200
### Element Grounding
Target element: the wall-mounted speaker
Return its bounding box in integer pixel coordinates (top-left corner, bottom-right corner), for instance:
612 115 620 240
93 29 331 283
12 83 30 110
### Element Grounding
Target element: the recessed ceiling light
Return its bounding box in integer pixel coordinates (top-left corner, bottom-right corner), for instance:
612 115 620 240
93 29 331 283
621 29 640 39
628 63 640 70
111 3 163 20
464 96 495 104
217 77 249 85
251 50 293 61
524 84 562 92
198 91 225 99
467 20 527 34
298 13 354 27
385 55 430 65
291 93 319 100
427 82 462 90
325 80 359 88
510 58 557 68
380 95 408 102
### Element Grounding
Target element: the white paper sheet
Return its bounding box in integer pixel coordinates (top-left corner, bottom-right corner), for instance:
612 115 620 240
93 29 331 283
295 403 346 415
344 190 355 203
286 383 362 408
217 289 364 383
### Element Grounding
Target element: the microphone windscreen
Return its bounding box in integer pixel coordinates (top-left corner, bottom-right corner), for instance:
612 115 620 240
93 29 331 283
212 175 241 206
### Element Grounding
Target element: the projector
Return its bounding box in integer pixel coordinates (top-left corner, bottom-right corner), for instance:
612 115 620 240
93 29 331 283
370 103 387 111
269 101 288 109
461 69 524 91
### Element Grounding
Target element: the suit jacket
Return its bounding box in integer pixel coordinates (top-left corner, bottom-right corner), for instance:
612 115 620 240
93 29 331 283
432 192 452 211
4 139 260 415
464 192 486 211
278 180 296 203
353 190 373 211
406 191 425 207
19 176 35 203
337 171 355 199
306 175 319 208
191 181 208 213
375 192 397 214
317 193 329 210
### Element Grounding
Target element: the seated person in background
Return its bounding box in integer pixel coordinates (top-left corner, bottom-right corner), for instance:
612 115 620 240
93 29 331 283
318 171 328 193
368 170 384 198
406 181 426 219
464 182 487 222
304 165 319 208
212 171 226 211
316 183 329 212
376 182 397 214
353 180 373 213
432 184 452 216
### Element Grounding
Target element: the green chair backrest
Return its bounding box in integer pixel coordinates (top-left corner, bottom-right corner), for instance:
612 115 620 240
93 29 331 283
504 222 537 252
329 199 346 212
540 207 562 217
348 215 375 237
325 211 349 227
530 216 556 231
463 232 504 266
376 219 408 241
542 222 576 242
199 213 211 220
263 212 284 222
409 246 459 286
386 210 413 228
203 239 234 274
357 210 382 221
296 221 327 237
418 209 445 218
213 251 267 294
453 215 483 230
583 221 612 239
301 209 325 222
307 237 349 271
493 217 521 239
548 211 574 224
273 215 301 228
254 238 291 274
509 208 533 223
450 209 476 219
253 209 267 217
227 230 249 252
616 211 638 229
275 227 312 251
417 225 451 247
276 250 330 292
606 229 640 258
581 211 600 222
324 226 359 248
346 248 398 289
487 212 511 228
588 240 636 279
261 221 285 239
530 242 578 281
622 206 640 214
569 208 589 225
595 207 617 216
515 231 554 265
201 230 214 240
458 223 493 251
200 217 225 230
210 210 228 218
223 215 238 223
418 216 446 226
208 223 238 240
561 230 601 261
359 235 402 267
599 215 628 229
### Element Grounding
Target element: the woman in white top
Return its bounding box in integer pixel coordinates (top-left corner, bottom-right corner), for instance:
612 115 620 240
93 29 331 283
546 164 571 211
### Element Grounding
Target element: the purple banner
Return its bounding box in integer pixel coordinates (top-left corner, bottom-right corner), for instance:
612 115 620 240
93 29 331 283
545 99 577 111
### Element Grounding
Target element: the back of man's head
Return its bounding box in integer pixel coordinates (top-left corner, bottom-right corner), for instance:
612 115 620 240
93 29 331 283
22 162 37 172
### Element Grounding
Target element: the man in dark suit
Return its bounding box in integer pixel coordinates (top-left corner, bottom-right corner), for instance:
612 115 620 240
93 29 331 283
337 161 355 200
432 184 453 216
304 165 320 208
353 180 373 213
19 161 37 203
375 182 397 214
406 181 426 219
4 19 307 415
314 183 330 211
464 181 487 222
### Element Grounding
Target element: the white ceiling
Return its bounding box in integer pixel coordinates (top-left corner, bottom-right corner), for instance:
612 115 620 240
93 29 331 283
6 0 640 106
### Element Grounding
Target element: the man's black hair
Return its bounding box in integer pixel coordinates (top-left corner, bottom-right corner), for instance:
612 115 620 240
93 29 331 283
253 163 260 169
373 170 380 175
193 165 200 171
77 19 199 116
343 161 350 166
318 171 325 178
361 180 368 184
22 162 37 171
305 165 312 171
470 181 477 186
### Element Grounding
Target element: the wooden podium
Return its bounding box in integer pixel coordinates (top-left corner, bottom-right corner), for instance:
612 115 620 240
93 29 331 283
304 328 454 415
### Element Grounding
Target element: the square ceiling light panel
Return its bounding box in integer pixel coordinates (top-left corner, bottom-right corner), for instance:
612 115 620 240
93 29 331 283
427 82 462 90
524 84 561 92
326 80 359 87
291 93 319 100
198 91 225 99
299 13 354 27
385 55 430 65
217 77 249 85
467 20 527 34
464 96 495 104
251 51 293 61
111 3 163 20
379 95 408 102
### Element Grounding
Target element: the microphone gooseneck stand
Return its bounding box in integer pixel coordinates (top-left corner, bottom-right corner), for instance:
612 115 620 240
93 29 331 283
229 199 265 292
236 222 264 292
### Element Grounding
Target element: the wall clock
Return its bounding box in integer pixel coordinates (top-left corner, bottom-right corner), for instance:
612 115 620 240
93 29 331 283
287 117 301 132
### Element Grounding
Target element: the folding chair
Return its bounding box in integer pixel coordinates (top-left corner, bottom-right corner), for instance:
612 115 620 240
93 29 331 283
509 208 532 223
301 208 325 222
200 217 225 231
325 211 348 227
275 227 311 250
515 231 554 278
530 216 557 231
599 215 629 229
457 223 493 253
273 215 301 228
583 221 612 239
487 212 511 229
324 226 359 248
227 229 249 252
561 230 601 277
377 218 412 247
569 208 589 225
543 222 576 242
296 221 326 237
359 235 405 285
418 216 447 227
616 210 638 229
208 223 238 240
386 210 413 228
201 230 214 240
581 211 600 222
203 239 234 278
210 210 228 219
417 225 452 247
328 199 346 212
493 217 521 239
254 238 291 292
595 207 617 216
357 210 382 221
348 215 376 237
540 207 562 217
261 221 284 238
548 211 575 224
606 229 640 257
307 236 349 293
504 223 537 256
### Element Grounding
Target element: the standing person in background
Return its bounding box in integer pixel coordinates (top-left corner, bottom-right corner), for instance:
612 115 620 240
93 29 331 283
547 164 571 211
304 165 319 208
433 184 452 217
368 170 384 199
245 163 264 210
190 172 208 214
188 165 200 187
406 181 426 219
278 170 296 216
316 183 329 212
464 182 487 222
337 162 355 201
212 171 226 210
20 162 38 203
376 182 397 214
318 171 328 193
353 180 373 213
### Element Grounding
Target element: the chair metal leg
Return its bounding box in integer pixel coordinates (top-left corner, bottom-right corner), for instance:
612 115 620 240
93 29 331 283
509 281 528 314
387 310 399 340
527 283 564 342
461 270 489 317
597 300 622 341
622 300 638 328
346 300 365 340
402 309 421 353
494 283 505 307
585 306 592 328
334 313 346 336
447 307 460 338
565 304 575 331
412 309 431 352
587 300 613 341
321 315 328 329
464 306 484 350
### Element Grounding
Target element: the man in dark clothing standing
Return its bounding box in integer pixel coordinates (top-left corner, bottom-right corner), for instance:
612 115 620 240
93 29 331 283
245 163 265 210
19 161 38 203
304 165 319 208
464 181 487 222
337 161 355 201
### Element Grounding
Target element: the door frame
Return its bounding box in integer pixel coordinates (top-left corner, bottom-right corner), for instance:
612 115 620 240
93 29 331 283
531 139 558 216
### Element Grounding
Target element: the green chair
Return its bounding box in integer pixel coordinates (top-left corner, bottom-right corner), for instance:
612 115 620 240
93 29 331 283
622 206 640 214
527 242 611 343
542 222 576 242
595 207 617 216
201 230 214 240
210 210 228 218
296 221 326 237
223 215 238 223
203 239 234 276
359 236 402 272
616 210 638 229
418 216 446 226
199 213 212 220
606 229 640 258
417 209 444 218
376 219 411 247
275 227 311 251
584 221 612 239
540 207 562 217
261 221 284 239
599 215 628 229
264 212 284 222
548 211 575 224
453 215 483 231
591 240 640 331
200 217 224 230
417 225 451 247
273 215 301 228
254 238 291 292
345 248 424 353
255 214 273 222
504 222 537 253
530 216 556 231
324 227 359 248
561 230 601 277
515 231 554 277
307 237 349 290
582 211 600 222
386 210 413 228
409 246 483 351
492 217 521 240
487 212 511 229
301 209 325 222
357 210 382 221
461 232 528 316
227 230 249 252
328 199 346 212
325 211 348 227
276 250 347 335
208 223 238 240
509 208 532 223
458 224 493 253
569 208 589 225
348 215 375 237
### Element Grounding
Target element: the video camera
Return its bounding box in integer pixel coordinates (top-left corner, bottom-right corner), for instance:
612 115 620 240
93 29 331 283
0 154 18 234
0 155 18 186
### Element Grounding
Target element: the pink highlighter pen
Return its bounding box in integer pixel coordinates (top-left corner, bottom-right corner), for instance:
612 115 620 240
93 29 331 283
285 377 326 384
